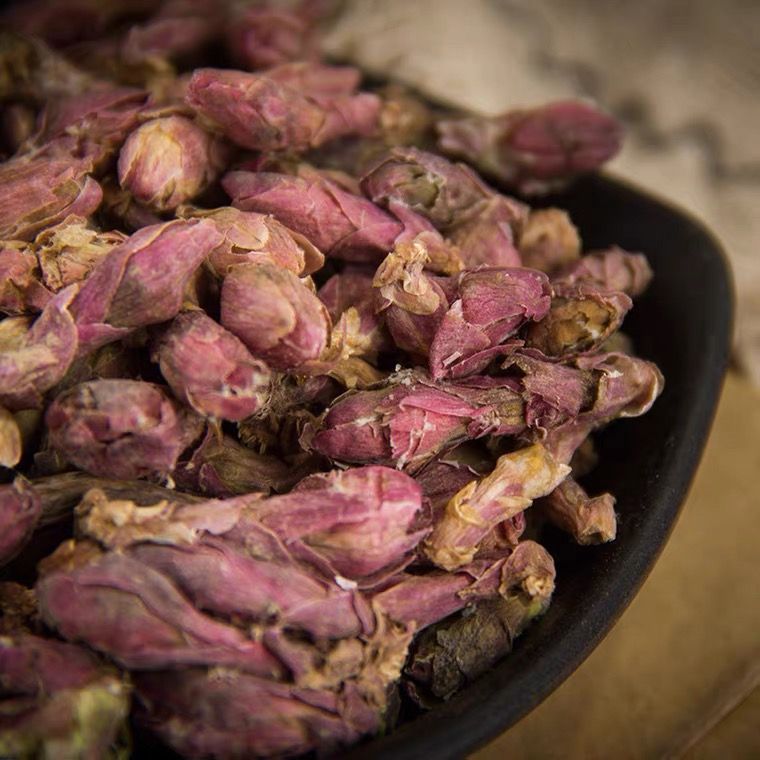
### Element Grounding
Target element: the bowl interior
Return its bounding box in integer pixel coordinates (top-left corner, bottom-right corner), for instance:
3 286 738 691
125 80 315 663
345 173 733 760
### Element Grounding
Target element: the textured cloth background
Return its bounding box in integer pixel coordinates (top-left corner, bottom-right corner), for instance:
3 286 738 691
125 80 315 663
323 0 760 383
322 2 760 755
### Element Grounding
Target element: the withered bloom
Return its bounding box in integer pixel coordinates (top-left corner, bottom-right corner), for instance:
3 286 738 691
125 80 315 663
118 116 227 212
539 477 617 545
0 633 130 759
437 99 623 194
70 218 223 354
518 208 581 273
525 283 632 357
554 245 653 297
186 67 380 152
220 262 330 371
429 267 551 379
181 205 324 277
0 242 52 315
46 379 203 480
0 287 79 411
154 310 272 421
223 169 402 263
0 478 41 567
424 445 569 570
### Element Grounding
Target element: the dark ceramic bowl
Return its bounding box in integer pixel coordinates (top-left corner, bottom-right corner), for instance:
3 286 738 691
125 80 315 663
345 172 733 760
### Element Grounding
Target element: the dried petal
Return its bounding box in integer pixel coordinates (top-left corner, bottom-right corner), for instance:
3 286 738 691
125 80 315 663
539 476 617 544
554 245 653 297
437 100 623 194
424 444 569 570
0 478 41 567
223 169 402 262
0 407 22 468
220 262 330 370
46 379 203 480
154 311 272 421
0 287 79 411
0 242 51 315
118 116 226 211
518 208 581 273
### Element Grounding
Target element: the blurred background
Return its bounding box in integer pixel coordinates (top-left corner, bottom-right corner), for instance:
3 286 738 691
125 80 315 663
323 1 759 757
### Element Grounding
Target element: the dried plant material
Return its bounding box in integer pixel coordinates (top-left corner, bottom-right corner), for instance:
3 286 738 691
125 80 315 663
0 407 22 468
46 379 203 480
519 208 582 273
0 582 38 634
424 444 569 570
0 478 41 567
437 100 623 195
555 245 654 297
0 242 52 315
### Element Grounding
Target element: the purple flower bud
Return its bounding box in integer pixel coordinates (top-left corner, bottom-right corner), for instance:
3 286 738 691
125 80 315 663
70 218 223 354
223 169 402 262
0 633 130 759
46 379 203 480
0 478 41 567
220 262 330 370
37 540 284 677
35 215 127 292
519 208 581 273
424 445 569 570
0 243 52 315
226 6 319 70
186 67 380 152
118 116 226 212
554 245 654 297
429 268 551 379
154 311 271 421
0 288 79 411
539 476 617 545
525 283 633 357
173 428 312 497
437 100 623 195
182 205 324 277
0 151 102 242
361 146 490 229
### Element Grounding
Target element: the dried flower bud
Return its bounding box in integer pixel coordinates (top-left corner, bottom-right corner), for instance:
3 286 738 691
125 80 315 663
0 582 37 635
437 100 623 195
0 288 78 411
186 67 380 152
429 268 551 379
46 379 203 480
35 215 127 292
0 633 130 759
309 372 526 472
220 262 330 370
181 205 324 277
0 478 41 567
70 218 223 354
118 116 226 212
223 170 402 262
377 84 434 146
0 242 51 315
98 176 165 232
0 151 102 242
263 61 362 98
525 283 632 357
519 208 582 273
361 146 490 229
424 445 569 570
154 311 271 421
0 407 22 468
121 12 219 66
173 428 311 497
539 476 617 545
446 194 527 268
406 543 555 700
37 540 284 676
554 245 653 297
227 6 318 69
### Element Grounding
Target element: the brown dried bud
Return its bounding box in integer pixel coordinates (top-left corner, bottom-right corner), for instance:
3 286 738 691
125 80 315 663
0 242 51 315
519 208 582 273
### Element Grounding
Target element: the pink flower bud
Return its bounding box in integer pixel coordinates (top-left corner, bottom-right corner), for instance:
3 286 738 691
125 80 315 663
186 67 380 152
220 263 330 370
118 116 226 212
154 311 271 421
0 288 78 411
554 245 653 297
0 478 41 567
223 169 402 262
46 379 203 480
437 100 623 195
70 218 223 354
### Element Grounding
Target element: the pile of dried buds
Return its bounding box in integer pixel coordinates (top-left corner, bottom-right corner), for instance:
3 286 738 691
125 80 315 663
0 1 663 757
